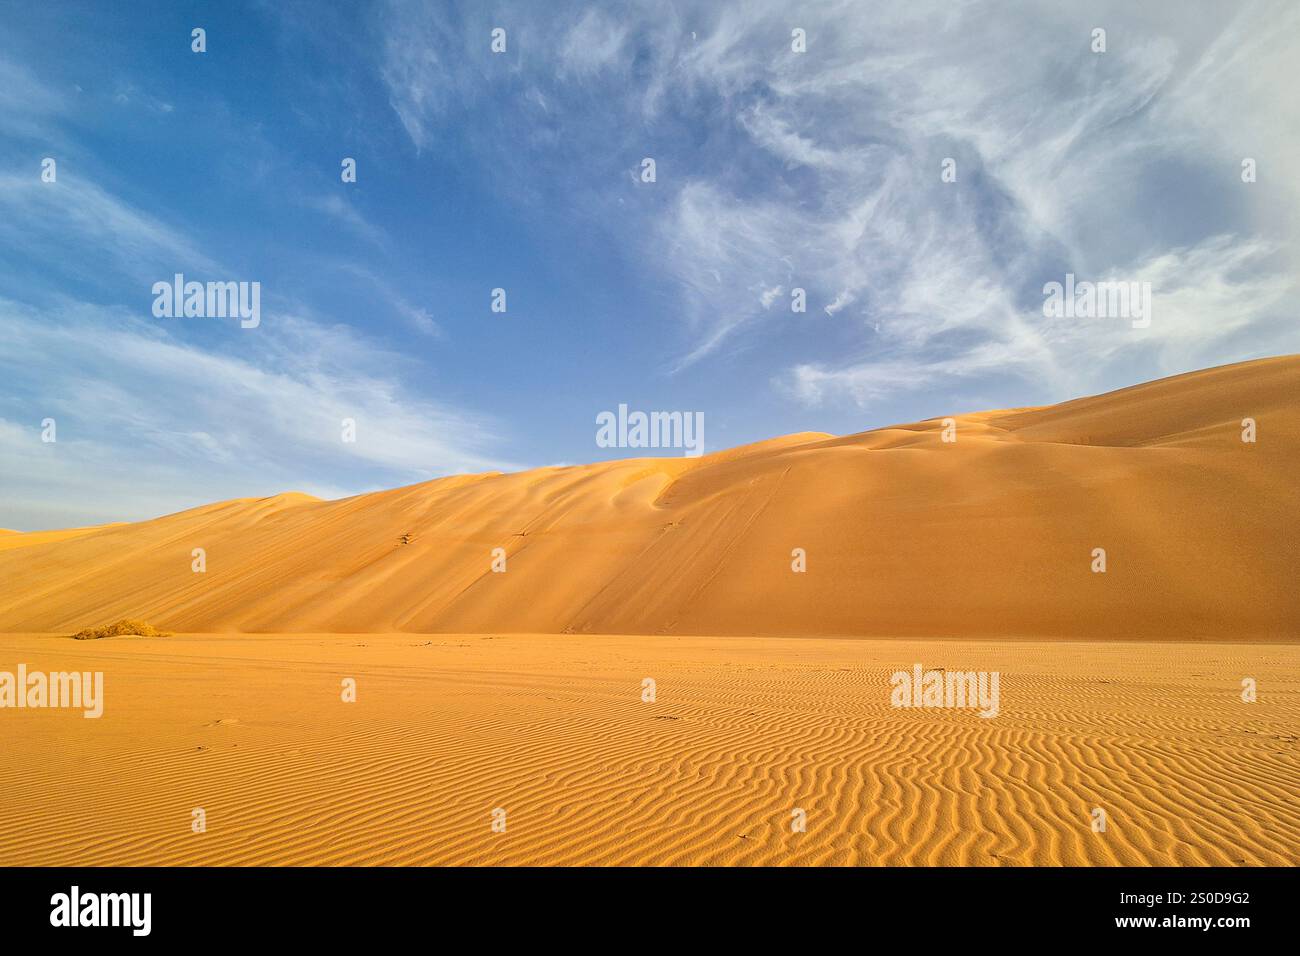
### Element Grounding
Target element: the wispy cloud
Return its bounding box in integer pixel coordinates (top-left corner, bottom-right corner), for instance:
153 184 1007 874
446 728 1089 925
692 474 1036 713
0 172 219 285
0 56 66 139
783 234 1291 407
301 193 389 248
376 0 1300 407
0 297 513 528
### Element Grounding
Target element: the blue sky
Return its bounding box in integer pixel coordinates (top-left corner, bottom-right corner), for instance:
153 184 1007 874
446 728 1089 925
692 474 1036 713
1 0 1297 529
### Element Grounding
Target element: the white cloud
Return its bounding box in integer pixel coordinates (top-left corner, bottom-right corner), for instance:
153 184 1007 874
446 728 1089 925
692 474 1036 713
374 0 1300 409
558 9 631 77
329 261 443 338
301 193 389 248
378 0 461 152
0 298 514 528
0 172 219 282
783 234 1292 407
823 291 855 317
0 56 66 139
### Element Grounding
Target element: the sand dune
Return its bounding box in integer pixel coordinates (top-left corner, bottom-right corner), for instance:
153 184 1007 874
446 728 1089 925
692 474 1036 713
1 358 1296 868
1 355 1295 639
0 632 1295 866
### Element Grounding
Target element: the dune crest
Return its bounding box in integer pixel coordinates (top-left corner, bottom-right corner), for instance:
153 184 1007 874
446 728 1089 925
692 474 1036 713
0 524 123 553
0 356 1296 639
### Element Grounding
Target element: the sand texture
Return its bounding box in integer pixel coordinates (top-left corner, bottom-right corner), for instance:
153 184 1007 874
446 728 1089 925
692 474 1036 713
0 633 1295 866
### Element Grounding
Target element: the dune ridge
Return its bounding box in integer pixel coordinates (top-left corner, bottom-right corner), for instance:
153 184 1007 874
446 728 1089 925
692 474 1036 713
0 355 1296 639
0 524 121 553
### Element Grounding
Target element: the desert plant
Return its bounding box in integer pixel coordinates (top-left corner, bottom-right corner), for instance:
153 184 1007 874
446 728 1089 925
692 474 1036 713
71 619 169 640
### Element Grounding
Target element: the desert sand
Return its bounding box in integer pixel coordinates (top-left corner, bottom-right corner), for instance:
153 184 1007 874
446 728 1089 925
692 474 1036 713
0 356 1296 866
0 355 1296 639
0 632 1295 866
0 524 114 554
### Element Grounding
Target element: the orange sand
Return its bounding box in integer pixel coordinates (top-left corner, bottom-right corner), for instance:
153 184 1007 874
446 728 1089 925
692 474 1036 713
0 524 117 554
0 632 1295 865
0 356 1296 639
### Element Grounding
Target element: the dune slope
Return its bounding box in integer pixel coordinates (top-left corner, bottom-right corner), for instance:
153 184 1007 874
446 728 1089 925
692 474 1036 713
1 356 1296 639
